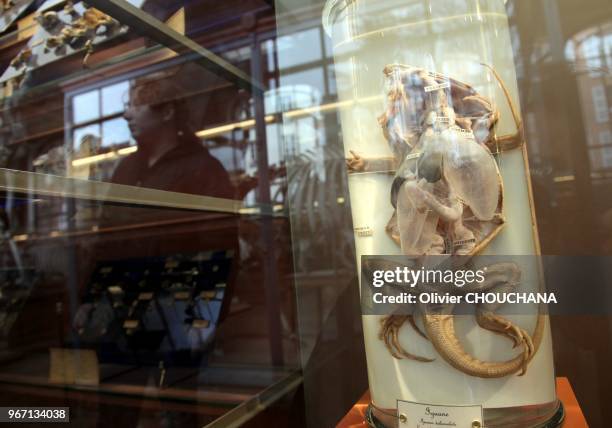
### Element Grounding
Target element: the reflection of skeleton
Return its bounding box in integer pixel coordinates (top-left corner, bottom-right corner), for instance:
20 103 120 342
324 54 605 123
9 48 32 69
1 0 14 12
37 11 61 30
351 65 543 378
43 7 118 53
6 5 120 88
81 7 115 29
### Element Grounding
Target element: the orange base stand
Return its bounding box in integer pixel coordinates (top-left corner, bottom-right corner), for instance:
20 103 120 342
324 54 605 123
337 377 587 427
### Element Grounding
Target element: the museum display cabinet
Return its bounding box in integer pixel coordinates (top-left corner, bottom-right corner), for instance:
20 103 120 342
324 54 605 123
0 0 609 427
0 1 306 426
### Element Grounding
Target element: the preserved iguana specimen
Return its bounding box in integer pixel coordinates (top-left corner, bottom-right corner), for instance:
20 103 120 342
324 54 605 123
350 65 543 378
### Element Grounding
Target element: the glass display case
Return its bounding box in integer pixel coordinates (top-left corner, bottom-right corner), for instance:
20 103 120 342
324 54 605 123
0 0 610 427
0 1 305 426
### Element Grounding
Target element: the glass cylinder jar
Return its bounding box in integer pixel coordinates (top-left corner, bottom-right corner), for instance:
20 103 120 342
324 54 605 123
323 1 562 426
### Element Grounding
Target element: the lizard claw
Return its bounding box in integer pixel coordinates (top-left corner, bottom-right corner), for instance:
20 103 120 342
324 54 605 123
379 315 434 362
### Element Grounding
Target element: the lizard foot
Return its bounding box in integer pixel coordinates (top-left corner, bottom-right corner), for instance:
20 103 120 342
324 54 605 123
476 311 535 375
408 314 429 340
379 315 434 362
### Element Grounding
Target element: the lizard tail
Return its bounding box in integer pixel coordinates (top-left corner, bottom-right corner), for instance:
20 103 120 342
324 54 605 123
423 313 545 378
479 62 522 136
479 62 525 152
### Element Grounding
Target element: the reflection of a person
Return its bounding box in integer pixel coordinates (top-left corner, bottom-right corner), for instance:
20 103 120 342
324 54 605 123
72 69 239 428
111 67 233 199
74 66 237 335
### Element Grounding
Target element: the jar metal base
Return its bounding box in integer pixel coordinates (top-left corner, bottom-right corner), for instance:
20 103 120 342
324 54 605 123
365 400 565 428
